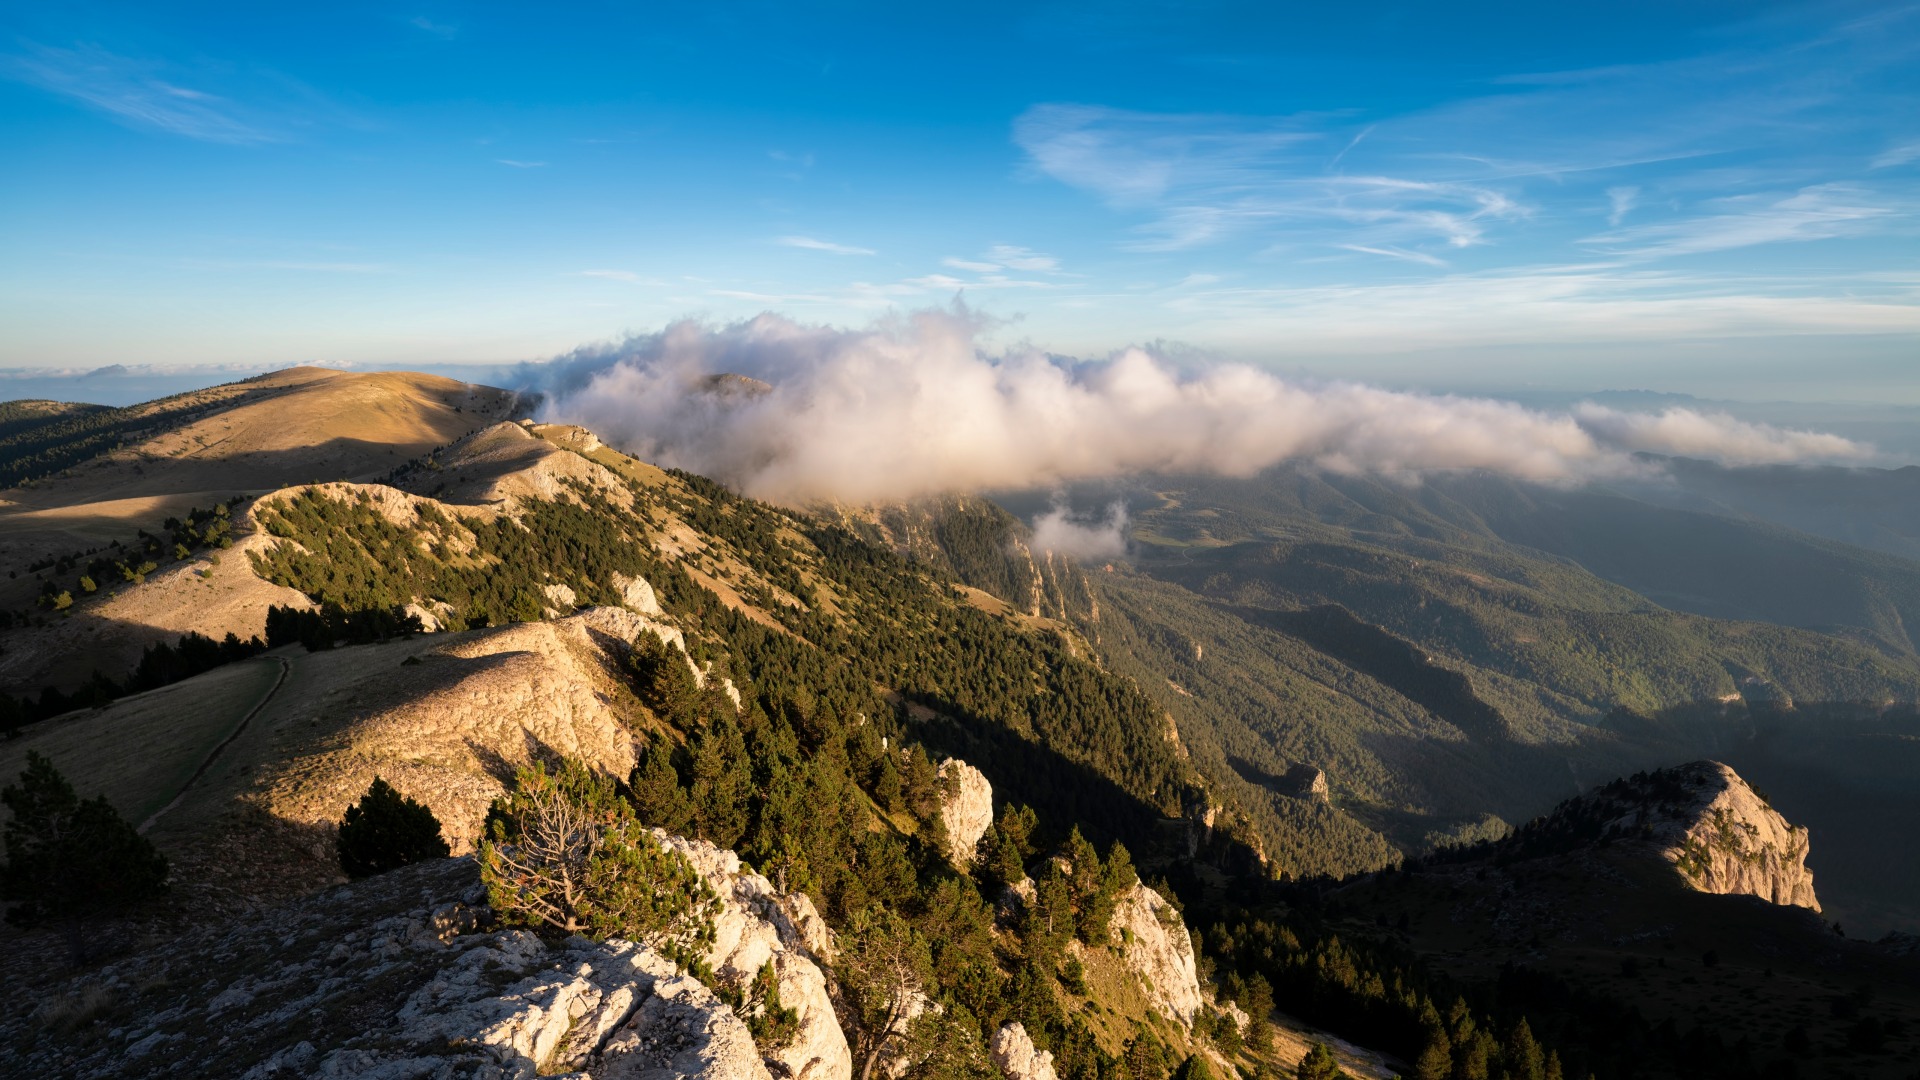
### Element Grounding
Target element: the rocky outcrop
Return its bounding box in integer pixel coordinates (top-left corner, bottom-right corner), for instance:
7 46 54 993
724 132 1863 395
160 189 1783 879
937 759 994 866
1278 763 1329 803
1 858 777 1080
614 570 666 616
1111 881 1202 1026
542 581 580 613
1585 761 1820 911
661 833 851 1080
360 931 771 1080
990 1023 1058 1080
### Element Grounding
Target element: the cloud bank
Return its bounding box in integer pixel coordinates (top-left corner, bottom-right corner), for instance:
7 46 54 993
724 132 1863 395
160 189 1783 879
527 306 1872 505
1031 500 1131 561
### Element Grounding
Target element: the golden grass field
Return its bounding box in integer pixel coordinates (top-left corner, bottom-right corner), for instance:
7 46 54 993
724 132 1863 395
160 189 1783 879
0 657 284 827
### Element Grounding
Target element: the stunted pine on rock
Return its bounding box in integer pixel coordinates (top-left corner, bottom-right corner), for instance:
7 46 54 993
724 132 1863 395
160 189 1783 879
479 759 718 969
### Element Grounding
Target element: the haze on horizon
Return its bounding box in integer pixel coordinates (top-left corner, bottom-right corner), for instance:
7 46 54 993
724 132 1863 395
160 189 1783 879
2 1 1917 405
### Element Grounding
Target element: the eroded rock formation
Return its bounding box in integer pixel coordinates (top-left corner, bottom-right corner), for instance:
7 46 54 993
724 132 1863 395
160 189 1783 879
1112 881 1203 1026
990 1022 1058 1080
660 833 851 1080
1633 761 1820 910
937 758 994 866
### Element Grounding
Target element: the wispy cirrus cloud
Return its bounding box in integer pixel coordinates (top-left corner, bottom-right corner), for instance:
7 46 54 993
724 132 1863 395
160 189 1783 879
410 16 459 39
776 235 876 255
1606 186 1639 226
577 269 673 285
1873 142 1920 169
1582 185 1897 258
1341 245 1448 268
1013 8 1918 268
941 245 1063 274
4 42 279 143
496 159 548 168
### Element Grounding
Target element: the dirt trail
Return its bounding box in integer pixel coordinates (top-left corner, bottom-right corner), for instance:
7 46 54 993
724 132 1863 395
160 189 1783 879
139 654 291 834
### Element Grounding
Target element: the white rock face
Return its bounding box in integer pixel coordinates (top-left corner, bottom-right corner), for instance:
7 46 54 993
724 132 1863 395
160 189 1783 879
1111 881 1203 1027
1605 760 1820 910
990 1023 1057 1080
382 931 769 1080
937 759 994 866
613 570 666 616
542 582 580 612
660 832 853 1080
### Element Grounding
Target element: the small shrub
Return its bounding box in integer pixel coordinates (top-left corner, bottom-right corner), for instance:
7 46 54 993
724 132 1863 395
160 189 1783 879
479 760 718 968
337 777 451 879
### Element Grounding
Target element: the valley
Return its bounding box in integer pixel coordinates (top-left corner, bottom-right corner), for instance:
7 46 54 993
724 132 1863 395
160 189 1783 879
0 370 1916 1080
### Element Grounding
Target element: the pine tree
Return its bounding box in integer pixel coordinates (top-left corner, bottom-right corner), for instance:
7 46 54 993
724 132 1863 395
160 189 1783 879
1173 1055 1217 1080
0 752 169 934
1413 1025 1452 1080
687 712 752 848
1503 1018 1546 1080
479 760 718 968
630 737 694 835
1295 1042 1346 1080
336 777 451 879
839 905 934 1080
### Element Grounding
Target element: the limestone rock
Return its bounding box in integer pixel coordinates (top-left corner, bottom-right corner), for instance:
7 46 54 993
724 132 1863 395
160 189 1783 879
659 832 852 1080
542 582 579 612
1278 764 1329 803
937 759 994 866
990 1023 1057 1080
1111 880 1202 1026
613 571 666 616
6 858 776 1080
1601 761 1820 910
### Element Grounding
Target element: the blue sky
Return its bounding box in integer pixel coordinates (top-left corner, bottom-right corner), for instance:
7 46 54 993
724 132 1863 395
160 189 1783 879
2 2 1917 401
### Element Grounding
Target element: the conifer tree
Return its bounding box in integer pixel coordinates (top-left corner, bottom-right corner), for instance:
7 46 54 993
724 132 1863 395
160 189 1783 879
1295 1042 1346 1080
480 760 718 968
336 777 450 879
839 905 934 1080
0 752 168 940
630 738 694 835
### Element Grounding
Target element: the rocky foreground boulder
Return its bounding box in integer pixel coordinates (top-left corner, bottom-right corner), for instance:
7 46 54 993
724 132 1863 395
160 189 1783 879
3 837 848 1080
660 833 850 1080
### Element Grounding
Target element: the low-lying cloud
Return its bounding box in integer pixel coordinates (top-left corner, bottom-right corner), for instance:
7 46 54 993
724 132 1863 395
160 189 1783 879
1030 500 1131 561
526 306 1872 505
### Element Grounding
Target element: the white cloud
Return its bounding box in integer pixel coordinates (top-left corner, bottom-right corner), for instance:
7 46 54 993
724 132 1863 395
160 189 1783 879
1341 245 1448 268
496 159 548 168
777 235 877 256
1582 184 1896 258
1010 13 1917 265
580 269 645 283
410 16 458 38
985 244 1060 272
1871 142 1920 169
943 257 1002 273
1031 499 1131 561
5 42 276 144
1606 186 1639 226
527 305 1873 505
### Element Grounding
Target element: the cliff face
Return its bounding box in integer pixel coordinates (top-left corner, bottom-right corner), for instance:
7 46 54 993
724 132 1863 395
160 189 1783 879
1111 881 1203 1026
1647 761 1819 911
1561 760 1820 911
